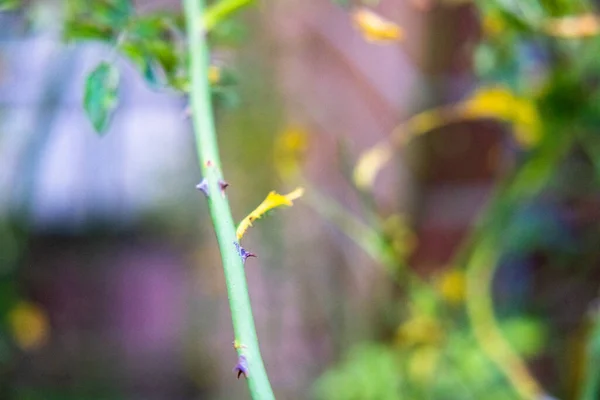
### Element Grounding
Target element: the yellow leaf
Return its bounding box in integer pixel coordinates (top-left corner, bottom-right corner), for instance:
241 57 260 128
396 315 443 347
463 86 517 120
351 8 403 43
274 124 309 178
462 86 542 148
236 188 304 240
437 269 465 305
482 13 506 37
208 65 221 85
8 302 49 351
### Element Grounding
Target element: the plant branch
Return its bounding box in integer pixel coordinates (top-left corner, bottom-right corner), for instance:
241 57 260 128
457 133 574 400
183 0 275 398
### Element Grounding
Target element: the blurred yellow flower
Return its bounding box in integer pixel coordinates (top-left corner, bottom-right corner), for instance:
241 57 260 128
397 315 443 347
208 65 221 85
482 13 506 37
544 14 600 38
408 346 440 384
462 86 542 148
351 8 403 43
236 188 304 240
274 124 309 178
437 269 465 305
382 214 417 259
8 301 49 351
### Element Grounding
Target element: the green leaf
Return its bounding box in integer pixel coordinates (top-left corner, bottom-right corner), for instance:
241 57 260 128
209 17 249 47
501 317 546 357
64 0 132 42
0 0 21 11
203 0 254 31
84 62 120 135
118 13 187 90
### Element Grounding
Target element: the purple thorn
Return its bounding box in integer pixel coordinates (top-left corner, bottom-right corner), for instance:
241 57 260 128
233 355 249 379
219 179 229 195
234 242 257 263
196 178 209 196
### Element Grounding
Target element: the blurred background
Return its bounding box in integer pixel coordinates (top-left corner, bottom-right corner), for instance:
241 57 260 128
1 0 600 399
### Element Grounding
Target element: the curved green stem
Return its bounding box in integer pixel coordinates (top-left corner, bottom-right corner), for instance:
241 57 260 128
459 133 574 399
182 0 275 398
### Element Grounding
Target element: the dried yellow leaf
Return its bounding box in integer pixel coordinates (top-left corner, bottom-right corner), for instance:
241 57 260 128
236 188 304 240
352 8 403 43
462 86 542 147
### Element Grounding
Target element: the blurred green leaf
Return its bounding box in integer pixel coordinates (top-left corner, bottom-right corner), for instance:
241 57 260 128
64 0 132 42
209 17 249 47
0 0 21 11
580 133 600 182
313 343 402 400
501 317 546 357
212 86 240 109
84 62 120 135
203 0 254 32
118 13 187 90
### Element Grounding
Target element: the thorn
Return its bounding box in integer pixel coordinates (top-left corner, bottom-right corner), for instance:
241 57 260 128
206 160 213 167
233 355 249 379
196 178 209 196
219 180 229 196
234 242 257 263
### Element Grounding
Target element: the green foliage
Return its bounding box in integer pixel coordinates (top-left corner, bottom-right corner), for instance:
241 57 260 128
64 0 132 42
313 344 403 400
118 13 188 90
63 0 251 132
84 62 120 135
0 0 21 11
581 314 600 400
501 317 547 357
203 0 254 32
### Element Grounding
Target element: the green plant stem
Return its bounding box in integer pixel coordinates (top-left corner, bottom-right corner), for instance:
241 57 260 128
182 0 275 398
458 133 574 400
580 313 600 400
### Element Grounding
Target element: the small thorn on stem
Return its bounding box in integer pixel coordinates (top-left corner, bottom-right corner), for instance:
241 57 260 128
206 160 213 167
219 179 229 196
234 242 257 263
233 355 249 379
196 178 209 196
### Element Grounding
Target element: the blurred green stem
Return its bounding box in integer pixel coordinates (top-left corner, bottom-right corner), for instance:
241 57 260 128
460 133 574 399
303 182 397 273
183 0 275 398
580 313 600 400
